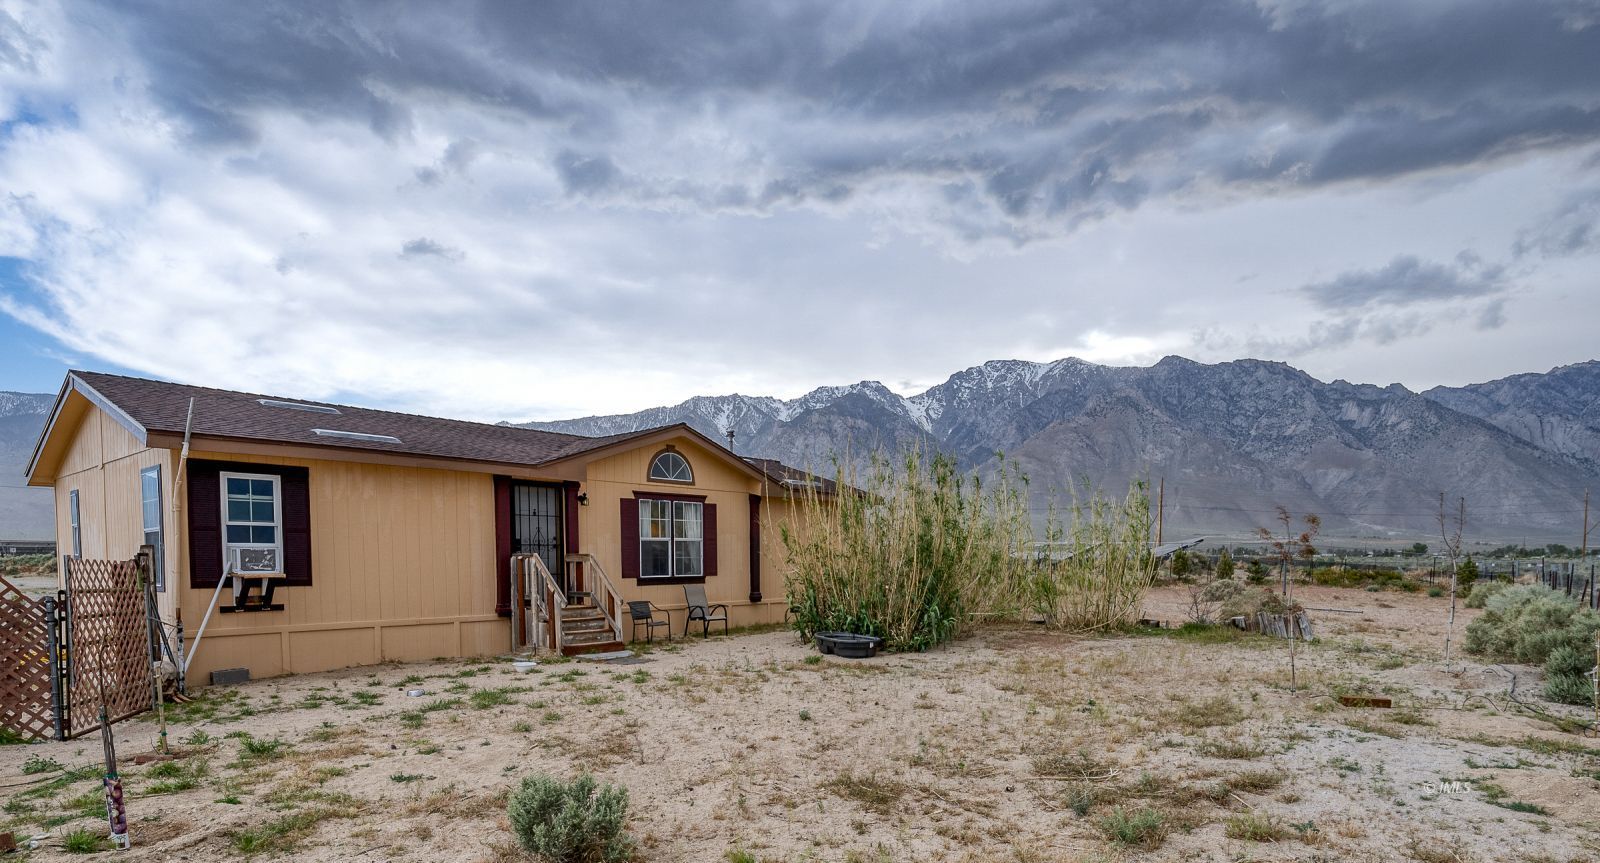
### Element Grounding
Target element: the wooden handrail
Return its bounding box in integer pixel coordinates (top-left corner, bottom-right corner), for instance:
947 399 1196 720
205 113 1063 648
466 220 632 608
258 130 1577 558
566 553 624 644
511 553 566 654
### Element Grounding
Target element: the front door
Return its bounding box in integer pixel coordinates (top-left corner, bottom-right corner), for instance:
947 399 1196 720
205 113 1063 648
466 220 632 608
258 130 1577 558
510 483 566 592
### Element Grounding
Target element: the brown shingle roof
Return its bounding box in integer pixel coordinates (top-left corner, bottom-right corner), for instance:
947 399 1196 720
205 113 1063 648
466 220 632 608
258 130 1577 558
71 371 660 468
742 457 843 496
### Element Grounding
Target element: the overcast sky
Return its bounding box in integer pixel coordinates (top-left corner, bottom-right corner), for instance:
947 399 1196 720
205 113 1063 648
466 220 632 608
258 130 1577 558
1 0 1598 421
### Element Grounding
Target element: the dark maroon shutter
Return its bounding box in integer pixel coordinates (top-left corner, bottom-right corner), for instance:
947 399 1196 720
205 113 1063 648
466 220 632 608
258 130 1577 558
280 466 312 587
494 476 512 616
564 482 581 554
620 498 639 579
748 494 761 601
188 460 311 589
187 462 222 589
703 502 718 578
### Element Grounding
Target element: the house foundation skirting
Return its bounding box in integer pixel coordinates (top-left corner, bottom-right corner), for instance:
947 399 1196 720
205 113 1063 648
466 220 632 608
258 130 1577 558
185 614 510 685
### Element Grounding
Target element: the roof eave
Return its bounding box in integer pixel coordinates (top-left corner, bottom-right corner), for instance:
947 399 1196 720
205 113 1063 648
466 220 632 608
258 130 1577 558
25 374 150 485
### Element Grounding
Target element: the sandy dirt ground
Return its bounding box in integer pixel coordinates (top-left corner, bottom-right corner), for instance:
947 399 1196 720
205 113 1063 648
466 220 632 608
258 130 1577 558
2 584 1597 862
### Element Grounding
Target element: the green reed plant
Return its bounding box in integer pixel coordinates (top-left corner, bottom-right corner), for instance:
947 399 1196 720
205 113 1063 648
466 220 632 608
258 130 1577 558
782 447 1159 649
782 448 1032 651
1026 481 1159 631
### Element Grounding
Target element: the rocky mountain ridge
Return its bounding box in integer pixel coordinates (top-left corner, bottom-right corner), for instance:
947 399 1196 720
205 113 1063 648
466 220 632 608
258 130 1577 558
519 357 1600 541
2 361 1594 542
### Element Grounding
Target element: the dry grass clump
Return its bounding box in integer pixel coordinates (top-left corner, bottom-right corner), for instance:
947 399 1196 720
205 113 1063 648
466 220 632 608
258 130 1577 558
1404 836 1474 863
1095 806 1167 849
1030 747 1114 778
1195 737 1270 759
229 791 367 855
1225 769 1285 794
824 772 908 815
1166 695 1244 729
1224 812 1291 842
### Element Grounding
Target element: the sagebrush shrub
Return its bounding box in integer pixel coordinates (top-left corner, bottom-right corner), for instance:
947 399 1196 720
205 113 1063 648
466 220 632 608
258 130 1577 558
507 773 635 863
1463 585 1600 706
1465 580 1507 609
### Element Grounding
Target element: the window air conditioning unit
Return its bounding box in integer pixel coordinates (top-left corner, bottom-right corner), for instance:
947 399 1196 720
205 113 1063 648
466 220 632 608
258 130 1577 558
229 547 282 575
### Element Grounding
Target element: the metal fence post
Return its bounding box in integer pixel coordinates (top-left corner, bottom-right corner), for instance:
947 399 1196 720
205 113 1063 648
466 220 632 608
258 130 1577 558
61 557 76 740
42 594 64 741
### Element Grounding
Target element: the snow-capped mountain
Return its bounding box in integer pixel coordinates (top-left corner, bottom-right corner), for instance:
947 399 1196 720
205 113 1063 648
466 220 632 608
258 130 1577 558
4 359 1595 543
518 356 1600 541
0 392 56 539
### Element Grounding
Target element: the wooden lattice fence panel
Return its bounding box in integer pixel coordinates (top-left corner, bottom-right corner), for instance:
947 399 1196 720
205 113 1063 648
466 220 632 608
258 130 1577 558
64 558 153 739
0 575 54 741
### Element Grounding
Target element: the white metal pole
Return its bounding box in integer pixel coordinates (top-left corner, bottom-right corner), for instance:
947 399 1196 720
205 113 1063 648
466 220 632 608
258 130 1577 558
182 569 231 675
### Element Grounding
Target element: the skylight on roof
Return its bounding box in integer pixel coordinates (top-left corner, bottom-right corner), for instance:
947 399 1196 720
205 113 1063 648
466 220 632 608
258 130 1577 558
259 399 341 415
312 428 402 445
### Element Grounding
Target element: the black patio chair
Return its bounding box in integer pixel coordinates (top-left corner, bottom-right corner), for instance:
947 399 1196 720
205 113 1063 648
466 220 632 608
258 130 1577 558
682 584 729 638
628 600 670 643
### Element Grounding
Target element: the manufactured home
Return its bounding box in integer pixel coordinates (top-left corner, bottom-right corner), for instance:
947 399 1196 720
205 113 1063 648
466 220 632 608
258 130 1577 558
25 372 831 685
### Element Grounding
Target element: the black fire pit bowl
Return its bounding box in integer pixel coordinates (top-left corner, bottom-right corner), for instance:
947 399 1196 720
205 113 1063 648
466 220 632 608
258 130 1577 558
814 632 883 659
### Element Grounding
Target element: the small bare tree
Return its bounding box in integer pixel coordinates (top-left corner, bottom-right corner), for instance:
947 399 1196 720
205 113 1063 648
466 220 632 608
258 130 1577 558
1438 493 1466 662
1258 507 1321 602
1258 507 1321 691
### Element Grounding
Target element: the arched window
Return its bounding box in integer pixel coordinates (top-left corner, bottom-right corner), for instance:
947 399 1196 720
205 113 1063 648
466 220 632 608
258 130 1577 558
648 450 693 484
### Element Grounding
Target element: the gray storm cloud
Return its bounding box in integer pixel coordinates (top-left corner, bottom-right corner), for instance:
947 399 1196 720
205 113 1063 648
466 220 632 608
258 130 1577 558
93 0 1600 238
0 0 1598 417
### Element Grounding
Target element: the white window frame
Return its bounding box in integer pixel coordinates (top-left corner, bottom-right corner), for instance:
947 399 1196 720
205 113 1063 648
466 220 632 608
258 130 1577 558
638 497 703 579
648 451 694 484
220 471 283 575
68 489 81 559
140 465 165 591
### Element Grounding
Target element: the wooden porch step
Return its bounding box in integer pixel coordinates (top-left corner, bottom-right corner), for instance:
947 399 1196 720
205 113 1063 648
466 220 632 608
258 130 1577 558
563 618 613 636
561 639 624 656
563 628 619 645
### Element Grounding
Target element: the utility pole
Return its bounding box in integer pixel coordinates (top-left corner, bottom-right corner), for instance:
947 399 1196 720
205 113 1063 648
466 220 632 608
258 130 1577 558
1582 488 1590 563
1156 477 1165 546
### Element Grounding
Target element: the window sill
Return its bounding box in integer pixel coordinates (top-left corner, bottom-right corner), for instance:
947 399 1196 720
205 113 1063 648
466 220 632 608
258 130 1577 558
636 575 708 585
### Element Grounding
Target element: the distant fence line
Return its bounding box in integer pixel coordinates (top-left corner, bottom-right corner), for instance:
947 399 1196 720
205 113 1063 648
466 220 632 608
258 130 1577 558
1176 549 1598 611
0 540 55 557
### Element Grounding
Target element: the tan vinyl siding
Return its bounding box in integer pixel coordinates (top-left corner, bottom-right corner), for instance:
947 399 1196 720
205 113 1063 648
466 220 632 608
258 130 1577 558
580 437 788 632
177 450 502 683
49 407 180 619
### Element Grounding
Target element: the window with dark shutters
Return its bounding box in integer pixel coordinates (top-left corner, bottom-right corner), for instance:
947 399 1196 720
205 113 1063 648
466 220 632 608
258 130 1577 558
622 492 715 583
187 460 311 589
